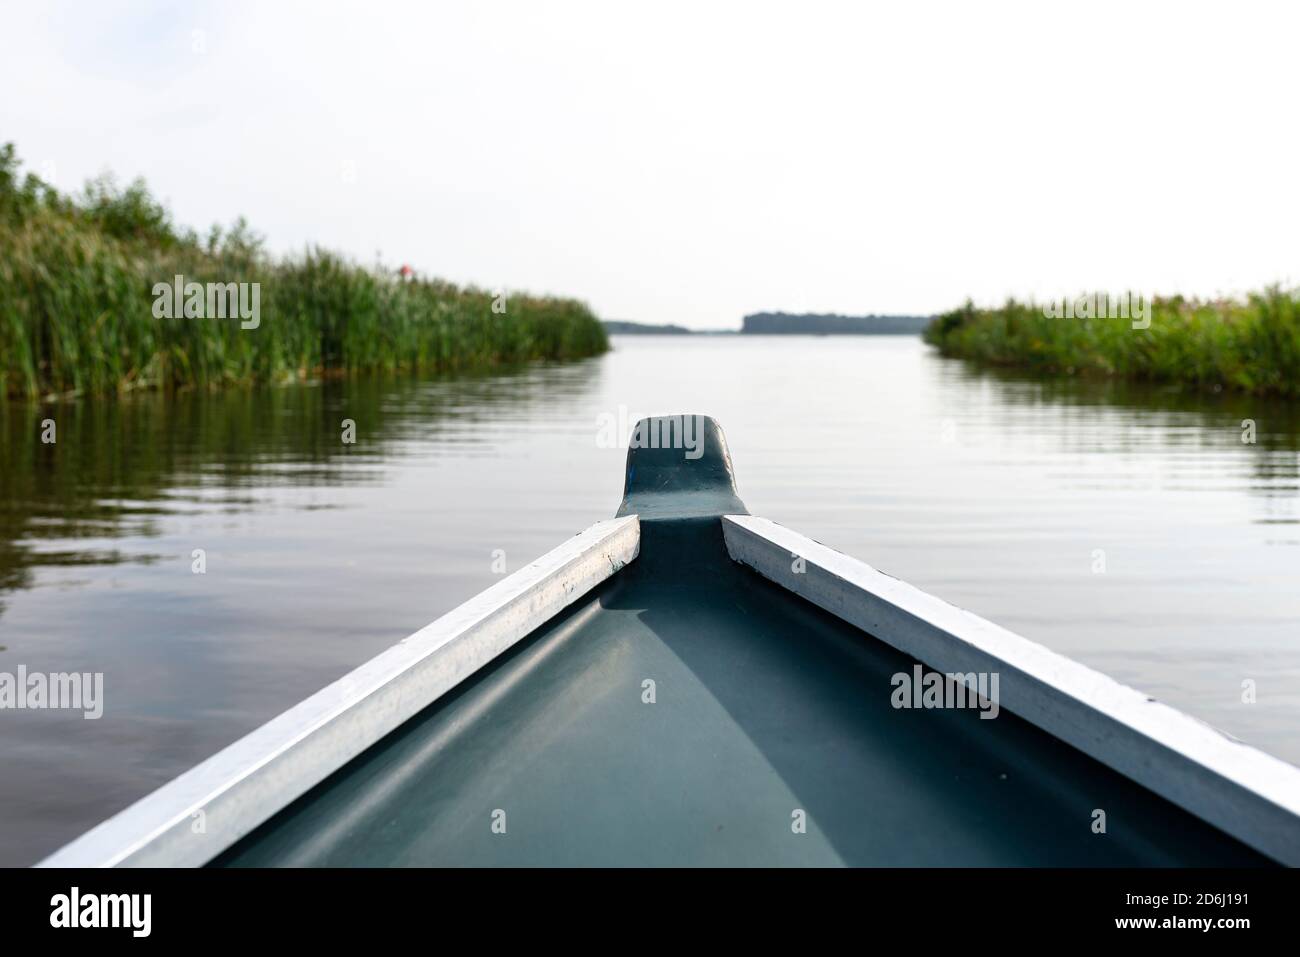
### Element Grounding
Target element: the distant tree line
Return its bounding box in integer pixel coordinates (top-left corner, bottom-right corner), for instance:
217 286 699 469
742 312 933 334
602 320 694 335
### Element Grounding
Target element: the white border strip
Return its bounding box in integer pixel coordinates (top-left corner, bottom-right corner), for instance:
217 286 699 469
723 514 1300 865
40 516 640 868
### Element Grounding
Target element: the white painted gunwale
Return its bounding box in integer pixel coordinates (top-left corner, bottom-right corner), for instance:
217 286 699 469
39 516 640 868
722 513 1300 865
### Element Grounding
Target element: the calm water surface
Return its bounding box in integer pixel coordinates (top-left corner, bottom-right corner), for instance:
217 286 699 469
2 335 1298 864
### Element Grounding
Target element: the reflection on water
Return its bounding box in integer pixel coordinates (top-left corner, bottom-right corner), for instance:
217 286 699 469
1 336 1298 864
1 363 609 605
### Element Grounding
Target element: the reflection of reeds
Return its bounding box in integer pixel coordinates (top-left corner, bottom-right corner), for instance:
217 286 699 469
0 144 608 397
0 362 602 609
924 291 1300 397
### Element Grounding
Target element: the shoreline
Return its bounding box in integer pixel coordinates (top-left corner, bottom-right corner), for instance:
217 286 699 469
923 289 1300 399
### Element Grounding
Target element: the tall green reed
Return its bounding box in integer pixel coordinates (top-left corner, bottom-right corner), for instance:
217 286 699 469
924 290 1300 397
0 144 607 397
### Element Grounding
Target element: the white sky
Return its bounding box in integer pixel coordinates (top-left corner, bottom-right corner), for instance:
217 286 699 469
4 0 1298 329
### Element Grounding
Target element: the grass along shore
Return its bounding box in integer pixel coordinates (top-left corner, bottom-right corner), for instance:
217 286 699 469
0 144 607 398
924 289 1300 397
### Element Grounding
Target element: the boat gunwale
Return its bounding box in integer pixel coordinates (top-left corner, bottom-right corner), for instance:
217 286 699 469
722 513 1300 866
39 504 1300 867
37 515 641 868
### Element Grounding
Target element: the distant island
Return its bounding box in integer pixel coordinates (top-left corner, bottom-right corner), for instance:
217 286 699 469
604 313 935 335
602 320 695 335
742 312 933 335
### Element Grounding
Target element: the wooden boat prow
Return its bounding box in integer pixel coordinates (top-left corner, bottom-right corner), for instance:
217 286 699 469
41 416 1300 866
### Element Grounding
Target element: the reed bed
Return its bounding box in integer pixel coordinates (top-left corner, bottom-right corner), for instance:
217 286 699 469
924 290 1300 397
0 144 607 397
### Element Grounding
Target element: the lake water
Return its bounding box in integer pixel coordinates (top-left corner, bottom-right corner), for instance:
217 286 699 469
2 334 1298 865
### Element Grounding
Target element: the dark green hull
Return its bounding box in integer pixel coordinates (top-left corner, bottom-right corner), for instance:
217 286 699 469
217 419 1268 867
217 553 1266 866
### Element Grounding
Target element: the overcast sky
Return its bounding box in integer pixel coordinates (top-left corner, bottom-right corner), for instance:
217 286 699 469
4 0 1297 329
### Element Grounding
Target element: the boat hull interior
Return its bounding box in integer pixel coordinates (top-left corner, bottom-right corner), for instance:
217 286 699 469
216 417 1269 867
